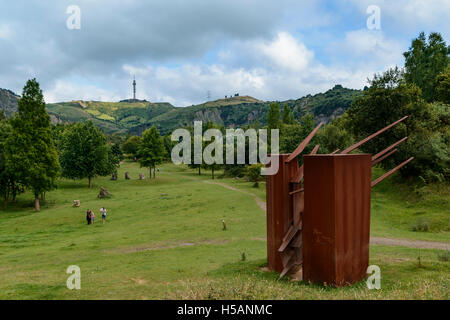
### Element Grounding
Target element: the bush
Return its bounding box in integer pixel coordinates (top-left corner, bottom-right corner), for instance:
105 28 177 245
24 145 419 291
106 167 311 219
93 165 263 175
410 218 429 232
246 164 264 187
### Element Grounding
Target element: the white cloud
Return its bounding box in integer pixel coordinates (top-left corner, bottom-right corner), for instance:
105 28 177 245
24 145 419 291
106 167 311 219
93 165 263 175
42 31 376 106
329 29 404 68
44 80 121 103
345 0 450 37
256 32 314 71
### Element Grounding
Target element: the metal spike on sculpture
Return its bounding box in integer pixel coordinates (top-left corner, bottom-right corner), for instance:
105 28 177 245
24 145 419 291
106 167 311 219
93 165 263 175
265 116 413 285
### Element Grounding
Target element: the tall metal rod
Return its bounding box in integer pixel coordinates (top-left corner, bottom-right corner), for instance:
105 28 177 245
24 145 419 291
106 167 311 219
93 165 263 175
371 157 414 187
341 116 408 155
285 122 323 163
372 148 398 167
372 137 408 161
291 144 320 183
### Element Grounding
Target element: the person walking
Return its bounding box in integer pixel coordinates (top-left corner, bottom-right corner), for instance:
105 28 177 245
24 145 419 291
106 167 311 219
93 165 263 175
100 207 107 224
86 209 92 225
90 210 95 224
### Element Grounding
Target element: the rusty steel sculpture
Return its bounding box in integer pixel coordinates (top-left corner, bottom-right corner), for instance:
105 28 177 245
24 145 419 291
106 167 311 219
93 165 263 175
266 116 413 286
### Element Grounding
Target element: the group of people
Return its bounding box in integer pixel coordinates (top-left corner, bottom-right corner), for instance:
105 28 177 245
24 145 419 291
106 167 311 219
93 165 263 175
86 207 107 225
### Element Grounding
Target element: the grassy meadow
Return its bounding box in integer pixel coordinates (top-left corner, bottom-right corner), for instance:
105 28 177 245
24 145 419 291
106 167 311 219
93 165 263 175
0 161 448 299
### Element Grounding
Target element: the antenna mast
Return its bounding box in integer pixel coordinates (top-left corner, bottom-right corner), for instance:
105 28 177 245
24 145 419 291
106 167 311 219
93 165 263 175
133 76 136 100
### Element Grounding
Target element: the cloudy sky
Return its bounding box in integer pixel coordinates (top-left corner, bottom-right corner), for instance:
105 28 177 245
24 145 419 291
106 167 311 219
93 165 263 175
0 0 449 106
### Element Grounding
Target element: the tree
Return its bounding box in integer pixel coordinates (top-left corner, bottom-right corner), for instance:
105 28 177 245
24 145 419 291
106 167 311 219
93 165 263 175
0 114 13 208
282 104 296 124
111 143 124 162
348 68 448 181
435 66 450 104
403 32 450 102
59 121 116 188
267 102 281 130
246 163 264 187
315 123 354 154
5 79 60 211
122 135 141 160
138 126 165 179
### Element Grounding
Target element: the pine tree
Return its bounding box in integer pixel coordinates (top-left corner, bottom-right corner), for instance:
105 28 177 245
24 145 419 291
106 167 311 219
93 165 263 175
138 126 165 178
282 104 295 124
267 102 281 130
5 79 60 211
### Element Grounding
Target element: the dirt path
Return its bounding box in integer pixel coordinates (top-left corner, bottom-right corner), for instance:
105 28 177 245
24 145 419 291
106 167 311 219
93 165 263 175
370 237 450 250
203 180 266 211
203 179 450 251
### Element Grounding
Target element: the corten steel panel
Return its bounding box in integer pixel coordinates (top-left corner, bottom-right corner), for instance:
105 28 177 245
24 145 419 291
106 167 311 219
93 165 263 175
303 154 371 286
266 154 300 272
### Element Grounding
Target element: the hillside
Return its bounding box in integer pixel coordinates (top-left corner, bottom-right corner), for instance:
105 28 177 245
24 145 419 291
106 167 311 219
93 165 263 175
1 85 361 134
46 100 175 134
0 88 19 117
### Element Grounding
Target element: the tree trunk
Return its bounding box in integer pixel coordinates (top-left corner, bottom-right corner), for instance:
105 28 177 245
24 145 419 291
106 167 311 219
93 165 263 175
212 167 215 180
34 194 40 212
198 166 201 175
88 176 92 188
153 167 156 179
40 192 45 201
149 167 152 179
12 183 17 202
4 188 9 209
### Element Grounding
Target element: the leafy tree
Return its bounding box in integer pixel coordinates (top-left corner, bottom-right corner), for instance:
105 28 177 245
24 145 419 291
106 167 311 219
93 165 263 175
60 121 116 188
435 66 450 104
111 143 124 162
163 134 174 161
0 114 17 208
5 79 60 211
267 102 281 130
282 104 296 124
316 123 354 154
138 126 165 178
122 135 141 160
348 68 448 181
279 114 318 157
403 32 450 102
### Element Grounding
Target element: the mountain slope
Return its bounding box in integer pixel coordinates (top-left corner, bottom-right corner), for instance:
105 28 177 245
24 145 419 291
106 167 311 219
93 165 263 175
2 85 362 134
130 86 361 135
0 88 19 117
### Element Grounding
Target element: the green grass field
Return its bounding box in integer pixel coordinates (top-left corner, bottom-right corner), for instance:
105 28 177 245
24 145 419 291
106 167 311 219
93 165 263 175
0 162 448 299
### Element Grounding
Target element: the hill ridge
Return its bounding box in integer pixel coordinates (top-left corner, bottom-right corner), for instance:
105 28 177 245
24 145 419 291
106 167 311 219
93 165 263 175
0 85 361 134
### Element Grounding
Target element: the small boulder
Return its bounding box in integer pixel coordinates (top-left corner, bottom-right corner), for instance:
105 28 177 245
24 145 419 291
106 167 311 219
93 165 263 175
73 200 80 207
139 173 145 180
